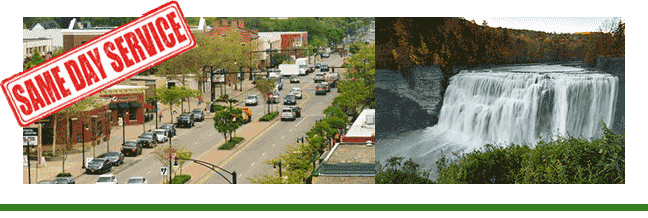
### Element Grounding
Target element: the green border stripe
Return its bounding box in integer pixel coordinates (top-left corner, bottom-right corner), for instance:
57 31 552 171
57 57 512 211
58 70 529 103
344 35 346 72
1 204 648 211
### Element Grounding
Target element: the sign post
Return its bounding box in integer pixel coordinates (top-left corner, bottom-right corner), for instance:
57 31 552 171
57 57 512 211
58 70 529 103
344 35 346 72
160 167 168 176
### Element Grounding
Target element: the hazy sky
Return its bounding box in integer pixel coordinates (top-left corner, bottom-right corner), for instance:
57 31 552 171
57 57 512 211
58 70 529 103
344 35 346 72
462 17 621 34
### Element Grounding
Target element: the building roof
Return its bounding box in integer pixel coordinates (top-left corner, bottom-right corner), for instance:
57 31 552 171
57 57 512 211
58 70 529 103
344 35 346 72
313 142 375 179
346 109 375 137
106 85 147 90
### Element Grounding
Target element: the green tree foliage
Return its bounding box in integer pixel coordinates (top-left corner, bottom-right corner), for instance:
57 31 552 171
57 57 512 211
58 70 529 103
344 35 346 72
150 87 184 123
376 157 435 184
213 107 244 142
435 122 625 184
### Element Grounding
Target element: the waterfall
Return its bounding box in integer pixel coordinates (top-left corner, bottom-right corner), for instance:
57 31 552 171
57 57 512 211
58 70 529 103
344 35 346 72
438 71 618 147
377 65 619 170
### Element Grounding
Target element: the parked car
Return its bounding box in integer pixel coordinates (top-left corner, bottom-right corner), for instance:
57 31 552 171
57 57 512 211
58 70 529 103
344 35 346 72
290 76 300 83
138 132 157 148
284 94 297 105
275 82 284 91
98 152 125 166
126 177 147 184
322 53 330 58
177 113 195 128
322 82 331 92
86 158 112 174
291 90 302 99
314 63 321 69
54 177 76 184
95 174 118 184
152 129 169 142
37 180 57 184
320 64 330 72
315 84 327 95
191 109 205 122
121 140 143 157
245 95 258 106
160 124 176 138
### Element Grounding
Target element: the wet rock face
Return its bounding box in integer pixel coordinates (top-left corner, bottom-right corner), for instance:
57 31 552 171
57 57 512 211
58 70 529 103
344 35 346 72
376 66 445 137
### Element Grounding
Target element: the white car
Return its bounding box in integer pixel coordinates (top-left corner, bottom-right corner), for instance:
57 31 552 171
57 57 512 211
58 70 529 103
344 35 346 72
126 177 147 184
281 108 296 121
291 87 301 93
95 174 118 184
291 90 302 99
152 129 169 142
245 95 258 106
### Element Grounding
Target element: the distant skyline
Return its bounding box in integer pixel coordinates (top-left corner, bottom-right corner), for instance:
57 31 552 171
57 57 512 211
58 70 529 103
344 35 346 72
462 17 621 34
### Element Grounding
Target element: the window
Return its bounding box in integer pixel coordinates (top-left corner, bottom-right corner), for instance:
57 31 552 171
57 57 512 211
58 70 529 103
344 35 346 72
129 107 138 120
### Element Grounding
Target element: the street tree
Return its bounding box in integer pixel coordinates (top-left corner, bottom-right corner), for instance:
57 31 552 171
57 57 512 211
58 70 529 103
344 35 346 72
53 96 102 173
150 87 183 124
152 143 191 183
213 107 244 142
254 79 275 114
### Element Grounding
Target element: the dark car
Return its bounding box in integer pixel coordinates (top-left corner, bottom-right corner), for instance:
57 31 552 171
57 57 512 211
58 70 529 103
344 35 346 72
98 152 125 166
284 94 296 105
276 82 284 91
315 84 327 95
177 113 195 128
86 158 112 174
138 133 157 148
314 63 321 69
320 64 330 72
121 140 143 156
160 124 177 138
191 109 205 122
54 177 76 184
290 106 302 118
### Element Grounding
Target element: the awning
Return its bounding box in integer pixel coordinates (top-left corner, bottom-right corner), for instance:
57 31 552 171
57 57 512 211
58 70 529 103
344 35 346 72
143 103 155 109
108 103 118 110
129 101 142 108
117 102 130 109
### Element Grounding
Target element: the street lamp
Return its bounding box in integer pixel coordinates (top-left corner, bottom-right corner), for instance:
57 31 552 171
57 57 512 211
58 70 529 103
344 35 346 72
70 117 79 169
174 157 237 184
122 111 128 145
273 160 282 178
81 121 86 169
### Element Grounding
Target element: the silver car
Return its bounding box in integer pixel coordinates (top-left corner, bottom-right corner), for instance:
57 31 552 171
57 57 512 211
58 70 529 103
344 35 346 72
152 129 169 142
95 174 118 184
245 95 258 106
291 90 302 99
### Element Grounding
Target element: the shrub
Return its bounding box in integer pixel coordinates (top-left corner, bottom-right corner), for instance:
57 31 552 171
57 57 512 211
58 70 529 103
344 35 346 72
57 172 72 177
212 104 225 112
219 142 237 150
259 112 279 121
435 122 625 184
230 137 244 144
170 174 191 184
376 157 435 184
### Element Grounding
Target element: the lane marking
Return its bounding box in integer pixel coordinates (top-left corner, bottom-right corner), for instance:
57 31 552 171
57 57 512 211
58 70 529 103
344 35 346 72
262 152 267 156
251 162 256 167
281 136 285 139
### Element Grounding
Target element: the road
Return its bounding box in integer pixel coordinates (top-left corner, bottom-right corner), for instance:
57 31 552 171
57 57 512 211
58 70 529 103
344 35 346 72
200 54 344 184
71 53 345 184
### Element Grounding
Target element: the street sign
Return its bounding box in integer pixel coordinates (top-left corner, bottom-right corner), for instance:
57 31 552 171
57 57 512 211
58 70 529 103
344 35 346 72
23 128 38 147
161 167 169 176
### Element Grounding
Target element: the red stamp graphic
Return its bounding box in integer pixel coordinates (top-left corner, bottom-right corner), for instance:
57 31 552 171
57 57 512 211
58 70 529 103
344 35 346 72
4 1 195 127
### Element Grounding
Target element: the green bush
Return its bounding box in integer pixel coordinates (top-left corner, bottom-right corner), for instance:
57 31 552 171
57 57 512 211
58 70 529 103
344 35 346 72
230 137 245 144
212 104 225 112
435 123 625 184
259 112 279 121
57 172 72 177
170 174 191 184
376 157 435 184
219 142 237 150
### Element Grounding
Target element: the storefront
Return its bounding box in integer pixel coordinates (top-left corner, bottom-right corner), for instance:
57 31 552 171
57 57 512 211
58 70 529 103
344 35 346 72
100 85 148 126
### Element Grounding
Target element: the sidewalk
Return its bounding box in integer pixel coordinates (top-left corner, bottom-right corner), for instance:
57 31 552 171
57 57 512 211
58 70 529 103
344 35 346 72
23 79 258 184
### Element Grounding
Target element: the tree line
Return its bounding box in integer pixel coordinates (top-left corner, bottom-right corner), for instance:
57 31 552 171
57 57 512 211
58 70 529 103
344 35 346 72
377 17 626 76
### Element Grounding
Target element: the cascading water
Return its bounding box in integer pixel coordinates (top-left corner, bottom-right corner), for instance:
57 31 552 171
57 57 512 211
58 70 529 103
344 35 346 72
377 65 619 172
